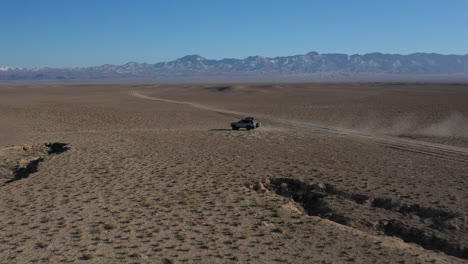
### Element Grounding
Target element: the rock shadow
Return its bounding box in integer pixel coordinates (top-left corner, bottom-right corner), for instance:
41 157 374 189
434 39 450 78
2 142 69 186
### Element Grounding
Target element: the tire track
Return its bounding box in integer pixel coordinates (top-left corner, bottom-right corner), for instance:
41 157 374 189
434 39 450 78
128 90 468 165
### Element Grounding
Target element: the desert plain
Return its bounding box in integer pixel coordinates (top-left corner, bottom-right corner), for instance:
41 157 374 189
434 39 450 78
0 83 467 263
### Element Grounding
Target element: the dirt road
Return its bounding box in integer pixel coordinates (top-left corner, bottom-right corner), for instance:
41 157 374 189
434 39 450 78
129 89 468 165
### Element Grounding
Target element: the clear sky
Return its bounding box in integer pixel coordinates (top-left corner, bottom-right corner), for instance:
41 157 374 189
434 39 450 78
2 0 468 68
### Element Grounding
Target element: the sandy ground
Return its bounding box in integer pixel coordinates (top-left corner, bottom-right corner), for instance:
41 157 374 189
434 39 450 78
0 83 467 263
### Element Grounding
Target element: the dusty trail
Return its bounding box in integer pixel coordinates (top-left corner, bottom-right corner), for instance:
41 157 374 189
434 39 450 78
128 90 246 117
128 90 468 165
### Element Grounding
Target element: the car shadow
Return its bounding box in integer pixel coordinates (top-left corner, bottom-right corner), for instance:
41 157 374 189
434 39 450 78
210 129 235 131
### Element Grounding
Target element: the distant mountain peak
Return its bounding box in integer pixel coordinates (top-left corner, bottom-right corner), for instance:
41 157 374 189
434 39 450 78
0 66 21 71
124 61 140 65
178 55 206 62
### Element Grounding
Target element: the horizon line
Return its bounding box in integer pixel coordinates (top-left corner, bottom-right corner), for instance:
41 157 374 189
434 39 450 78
4 51 468 70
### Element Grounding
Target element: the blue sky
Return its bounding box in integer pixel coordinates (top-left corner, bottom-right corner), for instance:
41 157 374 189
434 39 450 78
1 0 467 68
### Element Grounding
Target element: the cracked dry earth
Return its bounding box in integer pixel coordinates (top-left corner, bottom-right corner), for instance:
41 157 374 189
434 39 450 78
0 84 467 263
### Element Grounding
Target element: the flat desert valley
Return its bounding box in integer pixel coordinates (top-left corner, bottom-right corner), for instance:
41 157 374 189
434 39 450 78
0 83 467 263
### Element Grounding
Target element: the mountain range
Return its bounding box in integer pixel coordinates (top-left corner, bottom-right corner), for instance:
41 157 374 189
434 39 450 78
2 52 468 83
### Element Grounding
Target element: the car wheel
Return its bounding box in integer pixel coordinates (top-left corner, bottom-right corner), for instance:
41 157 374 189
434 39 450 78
232 126 239 130
247 126 253 131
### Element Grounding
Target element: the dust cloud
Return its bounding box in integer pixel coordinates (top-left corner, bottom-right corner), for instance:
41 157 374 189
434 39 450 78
418 113 468 137
349 112 468 138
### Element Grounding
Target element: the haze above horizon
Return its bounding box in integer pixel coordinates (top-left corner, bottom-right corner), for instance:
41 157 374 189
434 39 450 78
2 0 467 68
